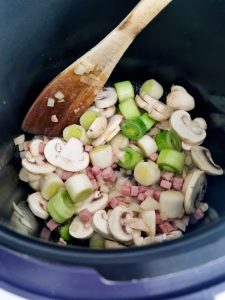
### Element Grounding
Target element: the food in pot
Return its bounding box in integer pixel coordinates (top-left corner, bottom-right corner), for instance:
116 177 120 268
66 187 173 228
14 79 224 248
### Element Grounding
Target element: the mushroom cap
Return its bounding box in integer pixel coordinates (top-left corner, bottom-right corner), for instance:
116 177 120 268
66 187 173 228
92 209 110 238
108 206 133 242
182 169 207 214
170 110 206 145
29 180 41 191
110 132 129 159
95 87 118 109
27 192 49 219
191 146 224 176
86 116 107 139
30 139 43 156
100 105 116 118
22 158 56 175
69 216 94 239
77 192 109 214
166 85 195 111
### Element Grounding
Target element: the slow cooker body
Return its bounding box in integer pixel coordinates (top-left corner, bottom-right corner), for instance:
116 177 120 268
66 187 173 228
0 0 225 299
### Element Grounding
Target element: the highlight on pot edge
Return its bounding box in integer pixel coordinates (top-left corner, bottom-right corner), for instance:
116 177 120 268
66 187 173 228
13 79 224 249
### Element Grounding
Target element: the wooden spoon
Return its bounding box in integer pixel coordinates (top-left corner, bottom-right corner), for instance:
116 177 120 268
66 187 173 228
22 0 172 136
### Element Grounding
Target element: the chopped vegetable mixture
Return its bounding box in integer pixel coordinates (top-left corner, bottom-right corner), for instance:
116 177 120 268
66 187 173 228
14 79 224 249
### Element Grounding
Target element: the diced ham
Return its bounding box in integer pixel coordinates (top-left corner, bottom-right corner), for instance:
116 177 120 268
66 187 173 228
102 167 113 179
61 170 74 180
38 142 46 154
87 170 95 180
23 141 30 151
149 153 158 162
79 209 92 224
137 193 145 202
109 197 120 208
138 185 149 193
121 185 131 196
154 191 161 201
84 145 93 152
91 179 99 191
124 180 132 187
162 172 174 182
160 179 172 190
172 177 184 190
122 196 132 204
193 207 205 220
46 219 59 231
159 222 176 234
92 166 101 176
156 212 163 225
144 188 155 198
40 227 51 241
130 186 139 197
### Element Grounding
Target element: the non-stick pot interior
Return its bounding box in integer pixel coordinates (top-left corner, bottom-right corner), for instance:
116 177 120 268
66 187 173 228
0 0 225 280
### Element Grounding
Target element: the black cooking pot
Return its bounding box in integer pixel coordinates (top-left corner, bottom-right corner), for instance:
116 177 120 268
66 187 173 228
0 0 225 299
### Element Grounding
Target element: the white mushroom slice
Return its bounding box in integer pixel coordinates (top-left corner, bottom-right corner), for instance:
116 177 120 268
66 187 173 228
92 114 123 147
105 126 120 142
14 134 25 146
30 139 43 156
95 87 118 108
191 146 224 176
160 190 185 220
105 240 127 249
129 218 149 232
166 85 195 111
69 216 94 239
89 144 113 169
40 173 64 200
182 142 192 151
170 110 206 145
110 132 129 160
27 192 49 219
19 168 30 182
77 193 109 214
22 159 56 175
29 180 41 191
92 210 110 238
108 206 133 243
182 169 207 214
44 138 89 172
141 93 173 121
140 197 160 211
86 116 107 139
193 117 207 130
100 105 116 118
65 174 93 203
141 210 156 236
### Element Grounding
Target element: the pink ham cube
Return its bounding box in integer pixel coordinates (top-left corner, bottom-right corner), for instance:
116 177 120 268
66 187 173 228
172 177 184 190
160 179 172 190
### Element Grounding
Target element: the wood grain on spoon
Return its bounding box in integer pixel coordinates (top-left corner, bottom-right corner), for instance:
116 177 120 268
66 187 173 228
22 0 172 136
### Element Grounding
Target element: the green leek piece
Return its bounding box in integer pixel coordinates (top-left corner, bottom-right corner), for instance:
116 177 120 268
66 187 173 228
47 188 76 224
114 81 134 102
155 130 182 152
119 98 141 120
59 224 73 242
118 147 143 169
157 149 185 173
79 110 101 129
121 118 146 140
140 79 163 99
139 113 156 131
63 124 87 142
89 234 105 249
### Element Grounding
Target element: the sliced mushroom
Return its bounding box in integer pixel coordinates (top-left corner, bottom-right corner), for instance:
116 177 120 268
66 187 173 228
170 110 206 145
129 218 149 232
92 210 110 238
77 193 109 214
193 117 207 130
166 85 195 111
182 169 207 214
22 159 56 175
110 132 129 159
166 230 183 241
92 114 123 146
108 206 133 243
27 192 49 219
29 180 41 191
30 139 43 156
138 93 173 121
100 105 116 118
19 168 30 182
86 116 107 139
160 190 185 220
44 138 89 172
182 142 192 151
191 146 224 175
69 216 94 239
95 87 118 108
